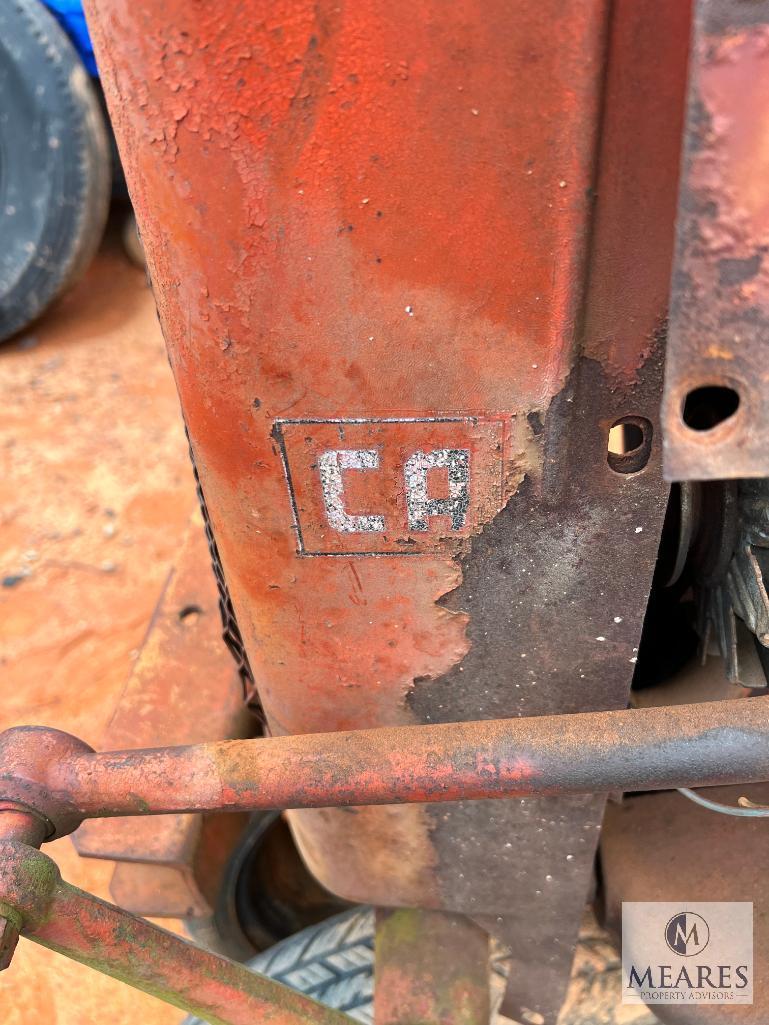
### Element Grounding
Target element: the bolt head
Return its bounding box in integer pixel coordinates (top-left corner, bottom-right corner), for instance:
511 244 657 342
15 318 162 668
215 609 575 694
0 916 20 971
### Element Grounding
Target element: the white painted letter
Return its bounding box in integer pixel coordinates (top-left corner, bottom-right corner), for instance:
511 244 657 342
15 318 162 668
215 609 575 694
318 449 385 533
404 449 470 532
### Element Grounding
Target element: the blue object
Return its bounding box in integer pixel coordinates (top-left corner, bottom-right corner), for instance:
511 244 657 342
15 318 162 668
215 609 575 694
41 0 98 76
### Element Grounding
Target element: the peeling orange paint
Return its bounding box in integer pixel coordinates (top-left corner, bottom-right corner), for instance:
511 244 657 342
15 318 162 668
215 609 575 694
82 0 673 928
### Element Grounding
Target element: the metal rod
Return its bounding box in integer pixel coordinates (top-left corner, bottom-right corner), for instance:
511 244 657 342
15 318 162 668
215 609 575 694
0 807 48 846
44 697 769 819
0 841 351 1025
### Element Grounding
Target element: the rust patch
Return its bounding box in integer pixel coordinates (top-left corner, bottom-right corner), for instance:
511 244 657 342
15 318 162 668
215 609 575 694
406 350 669 1023
663 2 769 480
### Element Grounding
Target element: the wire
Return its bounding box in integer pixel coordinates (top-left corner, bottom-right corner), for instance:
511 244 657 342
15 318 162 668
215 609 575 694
677 787 769 818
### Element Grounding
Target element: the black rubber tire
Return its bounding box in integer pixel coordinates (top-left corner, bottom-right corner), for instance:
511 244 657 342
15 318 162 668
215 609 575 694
183 907 376 1025
0 0 110 342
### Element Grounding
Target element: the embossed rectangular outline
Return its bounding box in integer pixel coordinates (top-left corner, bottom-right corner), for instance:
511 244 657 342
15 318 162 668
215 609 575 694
272 416 502 557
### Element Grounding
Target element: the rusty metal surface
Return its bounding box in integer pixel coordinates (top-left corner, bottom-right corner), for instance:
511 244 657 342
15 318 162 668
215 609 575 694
80 1 689 1020
74 518 254 918
0 808 48 969
2 699 769 829
102 812 249 922
600 784 769 1024
0 838 351 1025
81 0 607 928
373 908 489 1025
0 807 48 847
413 3 691 1017
662 0 769 481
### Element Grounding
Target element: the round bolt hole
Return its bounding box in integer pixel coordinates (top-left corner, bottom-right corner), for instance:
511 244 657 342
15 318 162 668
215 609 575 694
681 385 740 432
607 416 652 474
178 603 203 624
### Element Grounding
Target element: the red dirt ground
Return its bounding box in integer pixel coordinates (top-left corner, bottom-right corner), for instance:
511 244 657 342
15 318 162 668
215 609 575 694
0 229 194 1025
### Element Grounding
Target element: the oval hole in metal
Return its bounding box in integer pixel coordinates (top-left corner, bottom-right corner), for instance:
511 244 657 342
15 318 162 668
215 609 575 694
681 385 740 433
607 416 653 474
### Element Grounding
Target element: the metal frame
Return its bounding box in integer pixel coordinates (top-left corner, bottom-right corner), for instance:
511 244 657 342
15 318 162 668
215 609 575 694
75 1 693 1019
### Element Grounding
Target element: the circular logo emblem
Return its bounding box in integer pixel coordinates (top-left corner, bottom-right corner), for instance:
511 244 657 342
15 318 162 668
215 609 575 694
665 912 710 957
